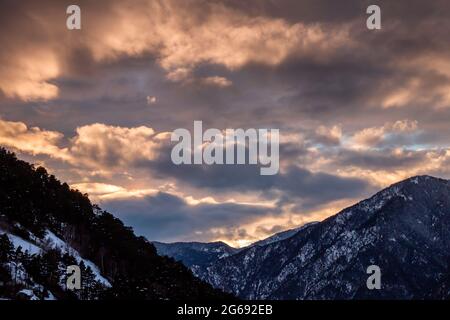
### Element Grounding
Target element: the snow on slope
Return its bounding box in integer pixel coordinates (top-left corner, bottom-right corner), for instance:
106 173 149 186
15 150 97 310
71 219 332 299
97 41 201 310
43 230 111 287
0 227 41 255
249 222 319 248
0 227 58 300
196 176 450 299
0 227 111 288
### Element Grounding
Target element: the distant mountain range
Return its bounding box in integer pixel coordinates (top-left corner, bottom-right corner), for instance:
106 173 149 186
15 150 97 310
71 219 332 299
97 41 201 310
153 241 239 268
156 176 450 299
153 223 317 269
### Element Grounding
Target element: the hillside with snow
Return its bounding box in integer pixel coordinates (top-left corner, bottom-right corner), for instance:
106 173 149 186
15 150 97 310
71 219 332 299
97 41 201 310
0 148 228 300
0 226 111 300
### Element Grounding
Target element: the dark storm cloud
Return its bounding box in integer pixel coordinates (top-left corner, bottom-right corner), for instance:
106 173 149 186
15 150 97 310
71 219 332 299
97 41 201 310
332 149 428 171
274 166 372 208
101 191 279 242
144 144 371 210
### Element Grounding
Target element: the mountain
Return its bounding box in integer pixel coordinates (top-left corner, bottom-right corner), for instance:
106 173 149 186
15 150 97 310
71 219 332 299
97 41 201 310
249 222 319 248
153 223 319 270
0 148 228 300
153 241 238 268
195 175 450 299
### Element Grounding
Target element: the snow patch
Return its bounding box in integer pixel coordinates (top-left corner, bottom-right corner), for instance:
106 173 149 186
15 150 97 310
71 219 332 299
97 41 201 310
18 289 39 300
0 228 41 255
43 230 111 287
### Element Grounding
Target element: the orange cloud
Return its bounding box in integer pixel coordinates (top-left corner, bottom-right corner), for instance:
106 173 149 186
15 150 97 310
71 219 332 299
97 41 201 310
0 0 352 100
315 125 342 145
0 118 68 159
351 120 418 148
0 50 60 101
0 118 168 170
69 123 166 168
201 76 232 87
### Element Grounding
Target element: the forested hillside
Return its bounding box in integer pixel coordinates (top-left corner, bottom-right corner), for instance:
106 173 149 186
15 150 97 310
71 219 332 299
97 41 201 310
0 148 228 300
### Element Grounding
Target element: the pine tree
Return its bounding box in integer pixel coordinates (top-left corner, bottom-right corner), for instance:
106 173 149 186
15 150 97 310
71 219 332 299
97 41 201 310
0 233 13 263
0 233 13 297
0 147 228 300
10 246 23 285
81 265 98 300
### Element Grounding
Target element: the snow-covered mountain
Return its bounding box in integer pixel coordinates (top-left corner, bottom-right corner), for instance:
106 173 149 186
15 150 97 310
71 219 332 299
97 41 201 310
249 222 319 248
153 224 318 269
195 176 450 299
153 241 239 268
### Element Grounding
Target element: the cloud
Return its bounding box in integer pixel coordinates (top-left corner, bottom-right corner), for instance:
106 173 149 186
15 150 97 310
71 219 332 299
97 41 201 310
146 96 157 104
201 76 232 87
0 118 168 170
0 50 60 101
274 166 372 209
351 120 418 148
0 116 371 214
148 144 371 210
101 191 279 242
0 118 68 160
352 127 386 148
0 0 351 101
166 68 192 82
68 123 167 168
71 182 126 196
314 125 342 146
3 0 450 244
333 148 428 171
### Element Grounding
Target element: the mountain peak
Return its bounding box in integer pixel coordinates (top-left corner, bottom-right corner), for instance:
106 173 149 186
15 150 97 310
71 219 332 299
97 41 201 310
353 175 450 215
396 175 448 187
196 173 450 299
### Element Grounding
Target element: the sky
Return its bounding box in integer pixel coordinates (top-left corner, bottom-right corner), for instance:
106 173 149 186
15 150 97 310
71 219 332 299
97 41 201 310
1 0 450 247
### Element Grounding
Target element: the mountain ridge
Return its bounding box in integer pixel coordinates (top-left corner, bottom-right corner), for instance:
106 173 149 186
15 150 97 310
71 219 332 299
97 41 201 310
153 223 319 269
153 240 239 268
194 175 450 299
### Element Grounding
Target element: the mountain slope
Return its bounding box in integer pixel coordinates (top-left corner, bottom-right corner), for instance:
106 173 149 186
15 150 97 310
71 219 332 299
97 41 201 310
249 222 319 248
153 241 238 268
0 148 228 300
196 176 450 299
153 223 319 270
